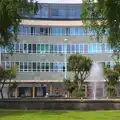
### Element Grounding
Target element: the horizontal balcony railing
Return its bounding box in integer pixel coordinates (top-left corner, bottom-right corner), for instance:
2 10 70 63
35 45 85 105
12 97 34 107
1 43 113 54
1 61 117 72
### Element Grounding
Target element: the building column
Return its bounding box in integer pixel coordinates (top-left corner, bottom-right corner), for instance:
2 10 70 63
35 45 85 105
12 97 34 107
85 84 88 98
50 83 53 94
15 87 18 98
32 87 35 98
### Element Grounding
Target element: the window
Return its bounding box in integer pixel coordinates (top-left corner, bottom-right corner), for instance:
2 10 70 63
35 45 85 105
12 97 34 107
33 62 36 72
28 44 32 53
28 62 32 72
76 44 79 53
45 44 49 53
57 62 63 71
51 8 59 17
41 44 45 53
50 63 53 71
93 44 97 53
33 44 36 53
70 27 85 36
46 63 49 71
20 62 24 72
96 43 101 53
41 63 44 71
24 44 28 53
6 62 11 68
50 44 53 53
58 44 63 53
84 44 88 53
30 27 35 35
88 44 93 53
15 44 19 52
53 63 58 71
40 28 48 35
51 28 66 36
105 44 111 53
24 62 28 71
67 45 71 53
37 62 41 71
20 44 24 52
37 44 41 53
53 45 58 53
80 44 84 53
71 44 76 53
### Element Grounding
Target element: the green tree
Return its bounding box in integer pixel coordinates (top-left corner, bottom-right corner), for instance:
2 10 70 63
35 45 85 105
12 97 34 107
0 65 18 99
81 0 120 60
63 79 76 97
7 64 18 98
68 54 92 89
0 0 38 46
104 63 120 97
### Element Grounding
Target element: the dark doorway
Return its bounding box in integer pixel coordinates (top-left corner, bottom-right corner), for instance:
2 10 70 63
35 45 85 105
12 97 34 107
41 84 46 97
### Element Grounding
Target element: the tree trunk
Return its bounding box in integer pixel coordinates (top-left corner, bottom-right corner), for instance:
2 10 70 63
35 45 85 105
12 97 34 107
7 79 11 99
0 80 5 99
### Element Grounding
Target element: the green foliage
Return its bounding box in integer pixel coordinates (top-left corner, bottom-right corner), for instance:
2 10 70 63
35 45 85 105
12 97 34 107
104 63 120 96
63 79 76 96
0 0 38 46
73 88 85 98
81 0 120 60
0 64 17 99
68 54 92 88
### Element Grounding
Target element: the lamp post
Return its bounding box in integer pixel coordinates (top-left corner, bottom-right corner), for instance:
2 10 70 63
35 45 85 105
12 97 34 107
64 38 67 80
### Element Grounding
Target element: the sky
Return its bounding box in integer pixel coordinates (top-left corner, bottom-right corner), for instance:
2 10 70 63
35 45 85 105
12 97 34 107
34 0 82 4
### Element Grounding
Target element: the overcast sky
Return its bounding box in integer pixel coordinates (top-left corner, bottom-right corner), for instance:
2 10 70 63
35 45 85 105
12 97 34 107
34 0 82 4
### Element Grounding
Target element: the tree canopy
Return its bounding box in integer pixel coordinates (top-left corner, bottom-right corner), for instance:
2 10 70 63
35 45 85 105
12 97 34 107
104 63 120 97
0 0 38 46
0 64 18 99
68 54 92 88
81 0 120 60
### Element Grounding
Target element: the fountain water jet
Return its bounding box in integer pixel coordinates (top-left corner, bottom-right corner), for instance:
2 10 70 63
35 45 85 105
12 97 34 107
88 62 104 99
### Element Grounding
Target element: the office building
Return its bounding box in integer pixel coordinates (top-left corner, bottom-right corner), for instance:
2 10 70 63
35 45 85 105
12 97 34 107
0 1 120 98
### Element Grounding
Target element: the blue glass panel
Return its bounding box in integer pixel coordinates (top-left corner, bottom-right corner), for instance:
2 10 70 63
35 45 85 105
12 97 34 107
58 44 62 52
53 63 58 71
51 28 66 36
15 44 19 52
50 63 53 71
80 44 84 53
71 44 75 53
59 9 66 18
57 62 63 71
50 44 53 53
88 44 93 53
105 44 111 52
20 44 24 52
70 28 85 36
93 44 97 53
53 45 58 53
67 45 70 53
96 43 101 53
76 44 79 53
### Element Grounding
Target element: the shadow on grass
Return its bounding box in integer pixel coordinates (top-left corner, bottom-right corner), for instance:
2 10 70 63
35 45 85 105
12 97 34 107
0 109 68 118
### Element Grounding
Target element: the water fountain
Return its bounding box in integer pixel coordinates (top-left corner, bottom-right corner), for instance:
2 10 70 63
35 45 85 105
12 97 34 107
88 62 104 99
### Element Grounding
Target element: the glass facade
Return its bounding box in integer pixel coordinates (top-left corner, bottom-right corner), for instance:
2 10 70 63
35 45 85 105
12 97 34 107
25 4 81 19
1 43 112 54
18 26 109 36
1 61 115 72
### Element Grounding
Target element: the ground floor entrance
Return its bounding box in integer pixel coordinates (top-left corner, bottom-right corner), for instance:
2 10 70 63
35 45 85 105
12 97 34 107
8 82 120 98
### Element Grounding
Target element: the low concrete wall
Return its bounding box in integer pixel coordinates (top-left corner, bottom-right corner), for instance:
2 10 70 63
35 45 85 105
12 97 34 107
0 99 120 110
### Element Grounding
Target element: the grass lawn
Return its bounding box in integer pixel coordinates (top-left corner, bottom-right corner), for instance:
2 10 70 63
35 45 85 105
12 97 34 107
0 110 120 120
